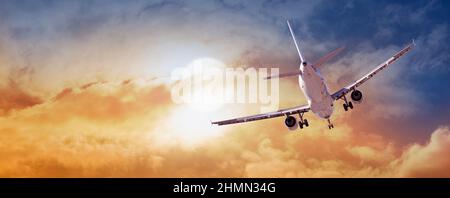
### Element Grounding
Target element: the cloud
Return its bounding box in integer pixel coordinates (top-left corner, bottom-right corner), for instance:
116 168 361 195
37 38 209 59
394 126 450 177
0 77 448 177
323 43 421 119
0 80 173 177
0 0 448 178
413 24 450 72
0 80 43 115
0 0 325 92
236 125 450 178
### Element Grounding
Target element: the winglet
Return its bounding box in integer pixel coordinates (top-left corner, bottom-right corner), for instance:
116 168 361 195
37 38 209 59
287 20 305 64
412 39 416 46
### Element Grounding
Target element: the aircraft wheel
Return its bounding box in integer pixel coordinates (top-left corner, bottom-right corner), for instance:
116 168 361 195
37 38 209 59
348 101 354 109
299 122 304 129
304 119 309 127
343 103 348 111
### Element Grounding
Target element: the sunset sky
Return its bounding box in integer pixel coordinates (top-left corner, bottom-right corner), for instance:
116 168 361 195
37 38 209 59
0 0 449 177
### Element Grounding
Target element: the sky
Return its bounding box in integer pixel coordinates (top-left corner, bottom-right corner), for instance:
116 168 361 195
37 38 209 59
0 0 449 177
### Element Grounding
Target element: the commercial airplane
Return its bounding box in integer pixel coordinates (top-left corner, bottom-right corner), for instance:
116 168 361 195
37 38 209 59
212 20 415 130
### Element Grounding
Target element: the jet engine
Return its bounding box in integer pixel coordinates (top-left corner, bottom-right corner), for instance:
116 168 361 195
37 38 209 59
351 90 363 104
284 116 298 130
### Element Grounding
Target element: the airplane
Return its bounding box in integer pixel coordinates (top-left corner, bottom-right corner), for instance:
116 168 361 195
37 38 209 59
212 20 415 130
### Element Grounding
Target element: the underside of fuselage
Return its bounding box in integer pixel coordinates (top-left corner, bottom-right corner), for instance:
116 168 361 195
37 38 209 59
299 64 334 119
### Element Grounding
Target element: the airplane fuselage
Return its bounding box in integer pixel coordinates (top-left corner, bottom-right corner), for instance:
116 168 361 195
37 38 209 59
211 20 415 129
298 64 334 119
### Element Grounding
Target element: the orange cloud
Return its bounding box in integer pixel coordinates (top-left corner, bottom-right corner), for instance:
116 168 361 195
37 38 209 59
394 126 450 177
0 80 448 178
0 80 43 115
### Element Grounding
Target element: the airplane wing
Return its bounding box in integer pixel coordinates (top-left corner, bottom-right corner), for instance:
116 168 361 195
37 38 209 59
331 41 415 100
211 104 310 126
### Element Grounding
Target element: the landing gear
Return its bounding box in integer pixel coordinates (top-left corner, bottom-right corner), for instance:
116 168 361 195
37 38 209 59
298 112 309 129
299 119 309 129
342 96 353 111
327 119 334 130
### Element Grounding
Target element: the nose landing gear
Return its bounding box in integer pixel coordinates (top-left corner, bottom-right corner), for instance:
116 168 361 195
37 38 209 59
327 119 334 130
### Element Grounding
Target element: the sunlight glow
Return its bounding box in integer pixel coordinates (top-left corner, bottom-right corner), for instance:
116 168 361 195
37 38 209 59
185 57 227 112
151 106 226 148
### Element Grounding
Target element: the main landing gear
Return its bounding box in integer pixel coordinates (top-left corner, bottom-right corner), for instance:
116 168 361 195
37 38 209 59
284 111 310 130
342 95 353 111
298 112 309 129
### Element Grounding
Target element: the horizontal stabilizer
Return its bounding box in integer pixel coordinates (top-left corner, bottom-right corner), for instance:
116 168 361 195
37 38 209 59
264 71 302 80
313 47 345 68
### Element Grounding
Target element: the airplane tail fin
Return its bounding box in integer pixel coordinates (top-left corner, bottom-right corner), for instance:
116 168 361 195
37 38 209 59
287 20 305 64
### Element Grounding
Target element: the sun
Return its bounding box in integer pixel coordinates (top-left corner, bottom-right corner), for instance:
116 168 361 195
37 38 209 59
150 57 233 148
185 57 227 112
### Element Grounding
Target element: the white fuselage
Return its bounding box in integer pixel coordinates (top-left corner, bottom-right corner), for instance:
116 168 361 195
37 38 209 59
298 64 334 119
